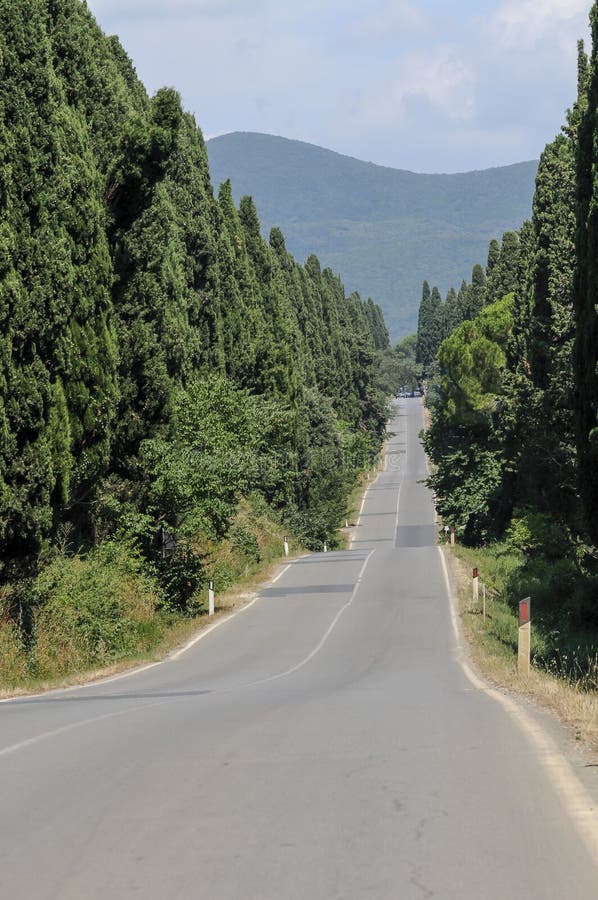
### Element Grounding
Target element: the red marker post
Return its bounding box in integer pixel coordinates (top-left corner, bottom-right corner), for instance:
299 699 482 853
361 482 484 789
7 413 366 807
518 596 531 676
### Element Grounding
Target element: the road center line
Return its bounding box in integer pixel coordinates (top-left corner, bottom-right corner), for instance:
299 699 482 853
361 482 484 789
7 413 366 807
243 549 376 689
393 403 407 547
0 698 179 760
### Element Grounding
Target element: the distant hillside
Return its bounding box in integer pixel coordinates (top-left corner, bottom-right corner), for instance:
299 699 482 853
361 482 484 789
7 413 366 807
206 132 538 339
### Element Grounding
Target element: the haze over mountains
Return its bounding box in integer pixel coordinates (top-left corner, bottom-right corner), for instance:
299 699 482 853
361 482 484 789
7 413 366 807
207 132 538 339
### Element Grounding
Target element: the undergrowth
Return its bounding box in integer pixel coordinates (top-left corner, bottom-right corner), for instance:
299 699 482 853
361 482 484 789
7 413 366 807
0 495 299 691
454 526 598 692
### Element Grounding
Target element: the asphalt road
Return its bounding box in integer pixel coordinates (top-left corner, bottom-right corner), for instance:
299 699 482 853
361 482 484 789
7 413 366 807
1 400 597 899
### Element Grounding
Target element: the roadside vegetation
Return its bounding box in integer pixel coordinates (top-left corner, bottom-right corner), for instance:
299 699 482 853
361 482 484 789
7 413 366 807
0 0 395 693
449 541 598 751
0 496 298 693
417 11 598 702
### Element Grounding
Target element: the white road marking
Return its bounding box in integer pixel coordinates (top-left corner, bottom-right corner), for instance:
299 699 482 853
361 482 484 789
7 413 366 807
393 476 405 548
393 404 407 547
356 486 369 525
0 699 174 760
162 561 298 661
438 545 598 867
0 562 299 703
0 553 376 756
245 549 376 687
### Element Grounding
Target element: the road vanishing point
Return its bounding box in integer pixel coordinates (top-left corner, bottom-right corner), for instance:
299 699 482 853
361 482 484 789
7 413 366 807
1 401 597 899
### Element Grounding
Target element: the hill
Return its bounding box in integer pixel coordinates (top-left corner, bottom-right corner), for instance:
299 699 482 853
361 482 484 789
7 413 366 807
206 132 538 339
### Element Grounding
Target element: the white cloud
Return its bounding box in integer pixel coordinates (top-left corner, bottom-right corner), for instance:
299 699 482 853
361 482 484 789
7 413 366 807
359 50 476 127
488 0 589 48
86 0 594 172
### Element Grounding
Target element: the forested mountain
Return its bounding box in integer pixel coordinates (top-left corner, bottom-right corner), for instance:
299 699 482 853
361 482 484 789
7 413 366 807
0 0 389 673
416 24 598 653
206 132 538 340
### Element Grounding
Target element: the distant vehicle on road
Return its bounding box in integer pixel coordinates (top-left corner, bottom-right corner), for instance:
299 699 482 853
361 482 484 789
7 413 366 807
397 389 422 398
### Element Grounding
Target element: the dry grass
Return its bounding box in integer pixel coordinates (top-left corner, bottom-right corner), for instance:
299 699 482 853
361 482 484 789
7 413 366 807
447 546 598 755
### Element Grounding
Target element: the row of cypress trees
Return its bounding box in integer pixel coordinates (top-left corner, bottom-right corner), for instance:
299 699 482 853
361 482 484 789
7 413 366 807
416 13 598 622
0 0 389 596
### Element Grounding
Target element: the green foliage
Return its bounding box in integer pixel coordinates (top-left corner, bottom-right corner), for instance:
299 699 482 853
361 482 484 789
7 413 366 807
418 11 598 663
31 541 162 676
457 529 598 685
505 508 565 559
416 282 443 371
425 295 514 542
0 0 390 682
0 619 28 686
375 334 418 395
575 8 598 544
141 374 262 540
0 0 119 573
230 523 261 562
438 294 513 422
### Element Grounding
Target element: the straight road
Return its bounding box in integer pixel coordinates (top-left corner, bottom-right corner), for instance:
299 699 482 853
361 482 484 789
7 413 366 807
1 401 597 899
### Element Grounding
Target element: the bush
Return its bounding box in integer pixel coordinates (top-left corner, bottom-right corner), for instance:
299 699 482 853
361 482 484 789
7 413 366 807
505 508 564 559
0 620 28 686
153 541 205 614
230 523 261 562
31 542 163 677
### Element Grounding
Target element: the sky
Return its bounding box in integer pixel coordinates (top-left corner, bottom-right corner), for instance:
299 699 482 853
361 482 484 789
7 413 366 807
86 0 593 173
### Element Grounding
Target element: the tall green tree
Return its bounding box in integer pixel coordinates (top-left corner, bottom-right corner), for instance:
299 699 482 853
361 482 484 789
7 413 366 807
575 6 598 543
416 282 443 370
0 0 118 572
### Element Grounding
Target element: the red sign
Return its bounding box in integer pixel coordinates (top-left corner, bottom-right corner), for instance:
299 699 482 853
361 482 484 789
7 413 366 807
519 597 531 626
473 567 478 579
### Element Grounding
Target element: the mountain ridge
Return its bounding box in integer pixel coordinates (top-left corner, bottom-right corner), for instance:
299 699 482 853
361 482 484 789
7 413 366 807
206 132 539 339
208 130 537 177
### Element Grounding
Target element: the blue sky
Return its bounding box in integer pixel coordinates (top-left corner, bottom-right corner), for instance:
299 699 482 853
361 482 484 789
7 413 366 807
86 0 592 173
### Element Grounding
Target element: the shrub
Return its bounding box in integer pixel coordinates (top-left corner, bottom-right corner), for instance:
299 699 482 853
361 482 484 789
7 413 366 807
505 508 564 559
0 620 28 686
230 523 261 562
31 542 162 677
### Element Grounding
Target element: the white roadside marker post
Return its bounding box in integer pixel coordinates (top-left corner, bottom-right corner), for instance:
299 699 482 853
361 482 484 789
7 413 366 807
450 526 455 546
208 579 215 617
472 567 479 609
323 542 328 553
283 536 289 557
482 583 487 621
345 519 349 529
518 597 531 676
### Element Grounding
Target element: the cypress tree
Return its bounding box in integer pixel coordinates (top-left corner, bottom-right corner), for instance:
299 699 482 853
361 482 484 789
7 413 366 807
442 287 461 338
468 264 487 319
574 4 598 542
416 283 443 371
0 0 118 570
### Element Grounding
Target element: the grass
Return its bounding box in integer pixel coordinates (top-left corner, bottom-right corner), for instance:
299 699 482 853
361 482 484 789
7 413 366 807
1 444 386 698
448 542 598 753
0 497 302 699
